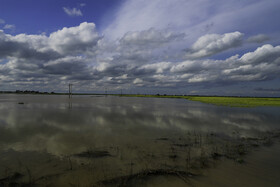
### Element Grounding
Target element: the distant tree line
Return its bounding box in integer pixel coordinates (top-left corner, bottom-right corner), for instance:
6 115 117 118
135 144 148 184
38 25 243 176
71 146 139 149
15 90 55 94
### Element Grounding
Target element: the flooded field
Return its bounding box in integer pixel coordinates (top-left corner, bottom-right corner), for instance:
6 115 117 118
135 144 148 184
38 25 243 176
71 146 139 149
0 94 280 186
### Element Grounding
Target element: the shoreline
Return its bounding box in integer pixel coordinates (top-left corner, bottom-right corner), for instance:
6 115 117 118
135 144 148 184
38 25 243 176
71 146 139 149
116 94 280 107
1 92 280 107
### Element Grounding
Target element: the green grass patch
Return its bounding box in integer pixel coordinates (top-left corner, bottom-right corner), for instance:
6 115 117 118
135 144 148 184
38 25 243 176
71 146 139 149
184 96 280 107
117 94 280 107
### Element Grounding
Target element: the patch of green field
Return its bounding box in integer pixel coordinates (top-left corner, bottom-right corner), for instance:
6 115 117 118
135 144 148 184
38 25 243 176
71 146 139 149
183 96 280 107
118 94 280 107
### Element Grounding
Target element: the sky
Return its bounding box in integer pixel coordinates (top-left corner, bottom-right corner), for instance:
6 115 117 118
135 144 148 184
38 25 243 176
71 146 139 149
0 0 280 96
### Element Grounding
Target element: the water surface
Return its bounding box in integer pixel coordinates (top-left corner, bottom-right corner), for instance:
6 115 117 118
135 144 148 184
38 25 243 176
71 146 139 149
0 94 279 186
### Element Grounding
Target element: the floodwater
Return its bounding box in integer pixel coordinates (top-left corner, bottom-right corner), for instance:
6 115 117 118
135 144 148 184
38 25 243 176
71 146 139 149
0 94 279 186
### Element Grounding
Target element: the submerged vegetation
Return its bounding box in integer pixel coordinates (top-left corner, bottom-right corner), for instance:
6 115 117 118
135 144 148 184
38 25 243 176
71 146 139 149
1 129 279 186
118 94 280 107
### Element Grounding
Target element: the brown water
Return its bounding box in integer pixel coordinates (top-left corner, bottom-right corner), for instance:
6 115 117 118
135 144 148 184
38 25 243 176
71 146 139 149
0 94 279 186
146 142 280 187
190 142 280 187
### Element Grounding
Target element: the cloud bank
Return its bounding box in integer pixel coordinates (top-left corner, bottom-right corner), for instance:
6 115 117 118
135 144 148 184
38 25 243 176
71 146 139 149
1 0 280 95
0 22 280 94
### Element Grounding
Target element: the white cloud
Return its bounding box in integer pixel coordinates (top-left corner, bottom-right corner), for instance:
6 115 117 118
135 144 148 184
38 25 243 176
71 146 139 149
240 44 280 64
12 34 49 52
3 24 15 30
247 34 270 43
186 32 244 59
63 7 83 17
139 62 171 74
133 78 143 84
0 22 100 60
49 22 100 55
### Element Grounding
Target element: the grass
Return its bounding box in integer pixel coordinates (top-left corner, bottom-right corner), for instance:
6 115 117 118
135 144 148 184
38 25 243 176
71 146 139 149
184 96 280 107
117 94 280 107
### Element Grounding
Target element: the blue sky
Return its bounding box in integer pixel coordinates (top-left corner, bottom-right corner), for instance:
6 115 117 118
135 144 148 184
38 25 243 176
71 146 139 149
1 0 280 96
0 0 122 34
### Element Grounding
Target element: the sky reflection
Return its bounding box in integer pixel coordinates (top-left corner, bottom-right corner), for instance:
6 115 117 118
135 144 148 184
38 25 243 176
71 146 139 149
0 94 279 156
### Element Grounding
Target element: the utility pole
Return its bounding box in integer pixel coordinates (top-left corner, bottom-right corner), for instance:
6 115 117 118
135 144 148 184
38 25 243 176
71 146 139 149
68 84 73 98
